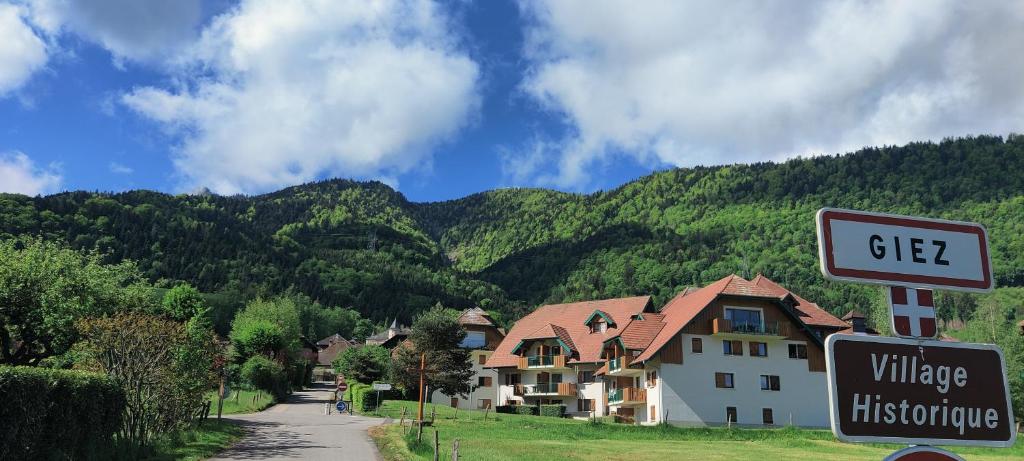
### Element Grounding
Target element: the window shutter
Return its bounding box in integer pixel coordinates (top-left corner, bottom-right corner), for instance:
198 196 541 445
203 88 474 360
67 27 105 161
715 372 725 388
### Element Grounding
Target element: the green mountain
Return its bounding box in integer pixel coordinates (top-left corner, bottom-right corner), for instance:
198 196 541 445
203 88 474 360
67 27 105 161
2 135 1023 326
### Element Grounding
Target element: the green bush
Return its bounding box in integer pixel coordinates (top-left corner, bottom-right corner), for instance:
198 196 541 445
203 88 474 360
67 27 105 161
539 404 566 417
240 356 289 401
290 359 314 388
513 405 538 416
495 405 515 414
0 366 125 460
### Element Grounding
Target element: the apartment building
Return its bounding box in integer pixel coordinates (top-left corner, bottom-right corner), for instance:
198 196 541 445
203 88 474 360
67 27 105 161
487 275 850 427
430 308 506 410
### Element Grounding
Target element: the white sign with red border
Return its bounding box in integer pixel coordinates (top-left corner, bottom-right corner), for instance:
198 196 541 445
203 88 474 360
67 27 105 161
816 208 993 293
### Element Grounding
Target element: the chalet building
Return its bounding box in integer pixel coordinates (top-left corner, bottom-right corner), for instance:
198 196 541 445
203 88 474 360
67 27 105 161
486 275 850 427
430 308 506 410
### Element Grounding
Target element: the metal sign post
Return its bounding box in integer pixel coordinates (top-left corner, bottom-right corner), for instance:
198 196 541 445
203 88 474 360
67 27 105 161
815 208 1014 458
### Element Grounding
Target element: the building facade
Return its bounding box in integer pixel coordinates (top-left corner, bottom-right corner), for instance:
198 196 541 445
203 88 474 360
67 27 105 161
486 275 851 427
429 308 506 410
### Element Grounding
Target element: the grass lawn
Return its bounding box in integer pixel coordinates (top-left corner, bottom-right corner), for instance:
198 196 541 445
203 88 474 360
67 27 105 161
205 389 275 415
143 420 245 461
369 401 1022 461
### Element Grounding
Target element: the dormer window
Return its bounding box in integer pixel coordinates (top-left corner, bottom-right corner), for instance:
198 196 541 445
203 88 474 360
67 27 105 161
584 310 615 333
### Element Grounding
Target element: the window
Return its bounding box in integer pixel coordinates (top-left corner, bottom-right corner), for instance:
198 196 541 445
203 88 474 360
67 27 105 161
723 340 743 356
760 375 780 391
551 373 563 383
479 399 492 410
691 337 703 353
478 354 487 365
725 308 762 332
645 370 658 387
578 399 595 412
591 320 608 333
788 344 808 359
505 373 521 386
460 331 486 349
715 372 734 389
763 408 774 425
650 405 657 422
450 398 459 408
578 370 595 383
749 342 767 357
550 344 561 355
726 407 738 424
478 376 493 387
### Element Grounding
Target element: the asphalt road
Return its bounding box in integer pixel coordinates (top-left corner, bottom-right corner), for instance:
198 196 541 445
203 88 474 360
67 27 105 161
210 382 385 461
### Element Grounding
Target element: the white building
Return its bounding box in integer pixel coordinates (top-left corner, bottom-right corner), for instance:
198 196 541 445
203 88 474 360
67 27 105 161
486 275 852 426
429 308 505 411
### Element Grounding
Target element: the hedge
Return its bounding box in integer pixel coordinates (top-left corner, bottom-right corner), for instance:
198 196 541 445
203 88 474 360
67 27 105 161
539 404 566 418
342 382 402 413
495 405 515 414
0 366 125 460
513 405 538 416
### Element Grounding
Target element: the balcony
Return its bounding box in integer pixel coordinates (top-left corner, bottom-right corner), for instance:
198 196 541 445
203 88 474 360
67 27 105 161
711 318 789 339
517 354 568 370
518 382 577 397
607 387 646 406
607 355 642 376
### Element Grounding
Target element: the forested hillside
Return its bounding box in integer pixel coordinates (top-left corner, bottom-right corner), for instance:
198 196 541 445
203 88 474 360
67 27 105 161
2 135 1023 328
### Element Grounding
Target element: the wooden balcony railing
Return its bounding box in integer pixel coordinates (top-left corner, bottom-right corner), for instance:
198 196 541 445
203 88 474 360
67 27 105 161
608 355 631 373
712 318 790 337
522 382 577 397
517 354 567 369
607 387 646 405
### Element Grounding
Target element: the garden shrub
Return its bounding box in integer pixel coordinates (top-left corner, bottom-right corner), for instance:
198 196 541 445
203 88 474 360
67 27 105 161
539 404 566 418
513 405 538 416
495 405 515 414
0 366 125 460
241 356 289 401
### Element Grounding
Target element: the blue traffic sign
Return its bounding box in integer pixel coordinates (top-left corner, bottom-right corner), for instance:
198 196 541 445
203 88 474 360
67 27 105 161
336 401 347 413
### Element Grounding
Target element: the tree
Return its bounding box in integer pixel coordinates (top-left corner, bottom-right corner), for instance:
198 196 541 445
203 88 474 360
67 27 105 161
75 312 216 453
161 283 208 322
332 344 390 384
391 305 474 397
0 238 152 366
229 297 302 361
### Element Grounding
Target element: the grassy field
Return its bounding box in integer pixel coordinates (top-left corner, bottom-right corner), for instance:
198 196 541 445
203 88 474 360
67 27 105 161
144 420 245 461
205 389 275 415
369 401 1022 461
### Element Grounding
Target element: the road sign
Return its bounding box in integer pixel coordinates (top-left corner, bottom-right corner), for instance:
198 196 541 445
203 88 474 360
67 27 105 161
887 286 937 338
337 382 348 392
825 334 1015 447
372 383 392 391
816 208 993 292
883 446 965 461
336 401 347 413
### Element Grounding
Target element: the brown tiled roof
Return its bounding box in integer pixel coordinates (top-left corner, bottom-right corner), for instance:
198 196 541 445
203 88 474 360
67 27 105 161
635 276 734 362
618 319 665 350
458 307 497 327
841 310 866 321
485 296 652 368
721 275 781 298
752 274 850 329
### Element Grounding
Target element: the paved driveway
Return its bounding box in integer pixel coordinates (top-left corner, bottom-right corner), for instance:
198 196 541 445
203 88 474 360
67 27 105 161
210 382 384 461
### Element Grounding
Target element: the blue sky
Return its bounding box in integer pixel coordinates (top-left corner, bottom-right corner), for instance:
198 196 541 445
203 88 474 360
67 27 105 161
2 1 1023 202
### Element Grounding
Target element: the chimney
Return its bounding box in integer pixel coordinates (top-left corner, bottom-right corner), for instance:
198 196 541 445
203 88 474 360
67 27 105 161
842 310 867 334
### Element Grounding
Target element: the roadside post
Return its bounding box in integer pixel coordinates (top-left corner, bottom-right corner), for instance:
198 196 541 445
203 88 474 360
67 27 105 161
373 383 392 415
815 208 1015 456
337 379 349 415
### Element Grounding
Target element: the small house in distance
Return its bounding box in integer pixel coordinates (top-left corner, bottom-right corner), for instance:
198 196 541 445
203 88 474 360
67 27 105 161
430 307 506 410
316 333 354 367
365 319 412 349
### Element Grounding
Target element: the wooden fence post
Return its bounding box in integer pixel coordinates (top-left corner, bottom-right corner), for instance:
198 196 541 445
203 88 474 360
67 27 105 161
417 421 424 444
433 429 439 461
483 406 489 421
451 438 459 460
453 405 458 420
399 407 407 427
431 405 436 424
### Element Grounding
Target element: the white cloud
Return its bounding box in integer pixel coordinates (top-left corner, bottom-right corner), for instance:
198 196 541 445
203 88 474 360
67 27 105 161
0 3 49 97
122 0 480 194
0 151 61 195
517 1 1024 188
26 0 202 63
108 161 132 174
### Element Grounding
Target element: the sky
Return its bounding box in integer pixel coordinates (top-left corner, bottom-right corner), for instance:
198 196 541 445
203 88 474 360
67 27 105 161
1 0 1023 202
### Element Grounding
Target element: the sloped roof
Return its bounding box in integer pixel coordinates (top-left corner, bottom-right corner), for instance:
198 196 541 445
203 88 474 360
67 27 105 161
458 307 497 327
618 318 665 350
842 310 866 321
721 275 782 298
317 333 349 347
635 276 734 362
752 275 849 329
485 296 652 368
